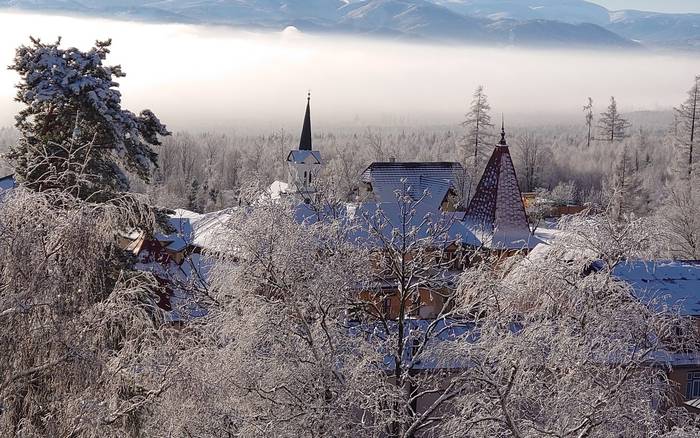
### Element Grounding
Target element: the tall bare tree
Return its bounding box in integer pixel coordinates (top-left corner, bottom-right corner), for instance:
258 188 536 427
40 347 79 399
583 97 594 147
514 131 550 192
605 144 647 220
673 75 699 179
461 86 494 201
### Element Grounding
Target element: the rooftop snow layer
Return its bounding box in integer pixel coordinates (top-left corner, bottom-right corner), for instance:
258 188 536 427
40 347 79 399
360 162 465 208
612 260 700 317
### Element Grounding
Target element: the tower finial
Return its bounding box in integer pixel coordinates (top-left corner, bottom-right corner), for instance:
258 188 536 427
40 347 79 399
499 114 507 146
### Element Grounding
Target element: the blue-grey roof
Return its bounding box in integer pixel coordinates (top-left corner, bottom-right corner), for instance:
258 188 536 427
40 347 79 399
612 261 700 317
0 174 16 192
360 162 464 208
294 201 481 248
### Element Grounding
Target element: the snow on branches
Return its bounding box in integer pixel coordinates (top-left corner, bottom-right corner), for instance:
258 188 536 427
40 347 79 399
8 37 170 198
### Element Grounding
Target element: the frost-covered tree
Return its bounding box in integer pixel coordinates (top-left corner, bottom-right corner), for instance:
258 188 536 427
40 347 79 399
350 184 477 437
605 144 648 220
583 97 594 147
598 96 631 143
461 85 494 200
673 75 699 178
6 37 170 200
657 180 700 259
441 214 696 437
1 38 178 437
152 188 481 437
148 198 371 437
0 188 175 437
135 190 700 437
513 131 550 192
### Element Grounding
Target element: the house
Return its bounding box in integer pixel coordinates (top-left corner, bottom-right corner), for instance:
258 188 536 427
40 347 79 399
611 260 700 409
522 191 587 218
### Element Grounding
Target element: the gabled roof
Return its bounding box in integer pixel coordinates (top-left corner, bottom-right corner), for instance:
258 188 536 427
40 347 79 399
287 150 322 164
351 202 481 248
293 201 481 249
612 260 700 317
464 127 531 249
360 162 465 209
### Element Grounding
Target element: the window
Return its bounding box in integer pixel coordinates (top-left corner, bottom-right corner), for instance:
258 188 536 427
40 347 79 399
687 372 700 399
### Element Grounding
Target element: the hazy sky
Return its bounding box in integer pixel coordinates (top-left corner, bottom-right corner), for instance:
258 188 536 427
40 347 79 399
589 0 700 13
1 11 699 132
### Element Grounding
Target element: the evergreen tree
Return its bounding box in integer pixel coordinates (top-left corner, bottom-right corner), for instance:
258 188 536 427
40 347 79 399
461 85 494 201
673 75 699 179
6 37 170 200
598 96 631 143
583 97 594 147
187 178 202 213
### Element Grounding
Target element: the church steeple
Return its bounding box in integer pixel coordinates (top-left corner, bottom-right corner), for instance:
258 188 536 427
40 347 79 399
299 92 312 151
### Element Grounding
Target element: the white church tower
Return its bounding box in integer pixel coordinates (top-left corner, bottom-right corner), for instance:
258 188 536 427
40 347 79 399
286 93 322 201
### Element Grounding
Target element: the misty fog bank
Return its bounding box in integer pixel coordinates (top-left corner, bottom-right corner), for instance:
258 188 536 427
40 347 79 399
0 10 698 132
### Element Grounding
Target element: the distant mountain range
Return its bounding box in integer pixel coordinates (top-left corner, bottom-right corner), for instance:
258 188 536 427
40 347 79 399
2 0 699 50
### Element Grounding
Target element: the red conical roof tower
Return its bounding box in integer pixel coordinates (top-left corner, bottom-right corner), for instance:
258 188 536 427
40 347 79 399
464 118 532 249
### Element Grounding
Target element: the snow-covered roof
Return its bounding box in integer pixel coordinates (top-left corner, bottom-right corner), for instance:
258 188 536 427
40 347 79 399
612 261 700 317
353 202 481 248
154 208 236 254
360 162 464 208
467 224 543 251
136 249 210 322
287 150 322 164
0 174 16 192
294 200 481 248
350 319 477 371
267 180 291 200
464 141 531 247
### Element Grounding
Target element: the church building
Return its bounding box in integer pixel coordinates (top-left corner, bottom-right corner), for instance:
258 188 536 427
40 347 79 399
269 94 323 202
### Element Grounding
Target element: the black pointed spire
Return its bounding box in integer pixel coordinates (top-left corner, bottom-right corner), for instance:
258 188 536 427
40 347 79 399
498 114 507 146
299 92 312 151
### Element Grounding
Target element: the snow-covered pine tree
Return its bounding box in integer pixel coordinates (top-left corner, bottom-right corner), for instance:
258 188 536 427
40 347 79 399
673 75 699 179
461 85 494 201
598 96 631 143
7 37 170 200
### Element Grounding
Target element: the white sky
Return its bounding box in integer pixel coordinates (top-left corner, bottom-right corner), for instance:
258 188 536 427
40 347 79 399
588 0 700 13
0 11 699 132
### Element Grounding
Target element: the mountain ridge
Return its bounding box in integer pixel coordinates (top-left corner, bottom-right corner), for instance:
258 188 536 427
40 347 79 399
0 0 697 50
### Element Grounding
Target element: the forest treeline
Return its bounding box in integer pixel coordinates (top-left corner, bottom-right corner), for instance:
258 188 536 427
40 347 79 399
0 109 690 214
14 114 666 211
